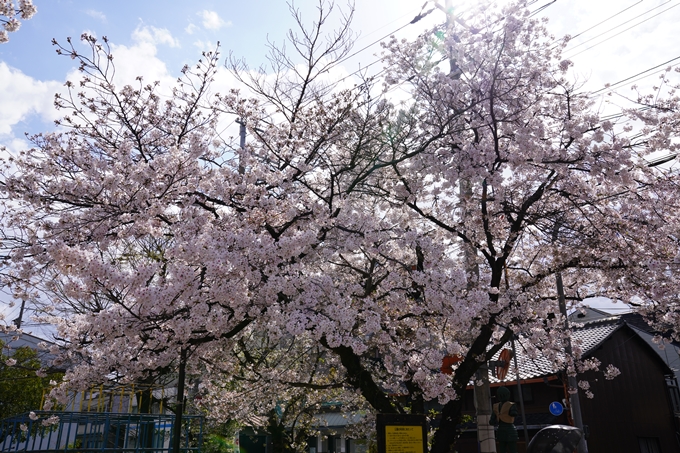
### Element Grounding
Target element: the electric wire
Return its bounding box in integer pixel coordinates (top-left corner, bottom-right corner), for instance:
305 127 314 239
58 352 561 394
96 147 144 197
566 0 642 42
229 0 680 173
529 0 557 17
334 6 436 68
331 0 558 90
311 0 660 130
334 0 674 95
241 0 679 154
335 25 411 69
565 0 674 53
590 54 680 95
563 1 679 59
352 5 425 43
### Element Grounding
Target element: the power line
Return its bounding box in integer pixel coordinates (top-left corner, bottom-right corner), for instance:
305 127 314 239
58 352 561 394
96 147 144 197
564 0 674 53
333 1 547 90
566 0 643 42
529 0 557 17
563 1 679 59
352 5 425 43
335 24 414 68
590 54 680 95
256 0 679 131
324 3 442 92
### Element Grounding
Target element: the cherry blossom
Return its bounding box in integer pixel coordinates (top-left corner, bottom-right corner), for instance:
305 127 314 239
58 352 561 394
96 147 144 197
1 1 679 452
0 0 36 43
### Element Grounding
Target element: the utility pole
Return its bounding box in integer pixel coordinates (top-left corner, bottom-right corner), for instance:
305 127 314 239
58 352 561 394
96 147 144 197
556 272 589 453
464 175 495 453
440 0 495 450
510 337 529 445
553 223 588 453
236 117 246 175
12 299 26 329
473 363 497 453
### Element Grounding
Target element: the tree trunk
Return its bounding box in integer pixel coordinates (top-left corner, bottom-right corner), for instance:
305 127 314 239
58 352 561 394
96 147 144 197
172 348 187 453
137 387 155 453
431 394 466 453
268 410 289 453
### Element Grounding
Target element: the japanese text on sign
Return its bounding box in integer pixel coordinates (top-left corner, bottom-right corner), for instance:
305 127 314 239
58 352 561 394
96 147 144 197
385 426 423 453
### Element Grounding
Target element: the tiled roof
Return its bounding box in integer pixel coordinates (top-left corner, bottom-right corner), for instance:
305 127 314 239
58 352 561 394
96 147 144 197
486 321 620 384
572 321 621 355
568 307 613 323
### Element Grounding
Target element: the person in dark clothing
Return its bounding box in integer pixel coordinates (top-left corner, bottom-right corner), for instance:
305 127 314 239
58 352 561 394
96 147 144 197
490 386 518 453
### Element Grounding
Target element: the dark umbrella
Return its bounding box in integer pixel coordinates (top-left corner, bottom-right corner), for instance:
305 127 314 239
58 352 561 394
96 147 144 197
526 425 583 453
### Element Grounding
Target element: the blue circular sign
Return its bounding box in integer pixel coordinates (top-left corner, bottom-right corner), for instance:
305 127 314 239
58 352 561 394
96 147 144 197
549 401 564 416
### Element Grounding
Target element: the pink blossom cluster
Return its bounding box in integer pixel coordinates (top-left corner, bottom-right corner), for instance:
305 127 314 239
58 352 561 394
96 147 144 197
1 1 679 447
0 0 36 42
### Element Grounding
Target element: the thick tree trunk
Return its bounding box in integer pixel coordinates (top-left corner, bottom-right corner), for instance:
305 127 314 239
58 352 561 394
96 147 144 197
431 324 507 453
323 339 403 415
268 411 290 453
430 394 466 453
138 388 155 453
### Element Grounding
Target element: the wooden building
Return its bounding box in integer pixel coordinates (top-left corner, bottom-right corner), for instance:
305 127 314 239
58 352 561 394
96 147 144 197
456 318 680 453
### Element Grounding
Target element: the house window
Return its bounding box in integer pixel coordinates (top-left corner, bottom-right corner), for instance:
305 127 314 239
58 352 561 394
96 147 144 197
638 437 662 453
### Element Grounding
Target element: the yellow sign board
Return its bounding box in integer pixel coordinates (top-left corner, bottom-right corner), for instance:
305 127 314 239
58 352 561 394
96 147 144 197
385 425 424 453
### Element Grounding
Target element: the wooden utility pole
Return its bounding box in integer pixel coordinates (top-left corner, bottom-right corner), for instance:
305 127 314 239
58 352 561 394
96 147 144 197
12 299 26 328
553 223 588 453
441 1 495 450
556 272 589 453
236 117 246 175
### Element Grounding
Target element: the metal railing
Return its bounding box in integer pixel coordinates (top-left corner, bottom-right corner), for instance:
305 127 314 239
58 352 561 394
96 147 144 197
0 411 203 453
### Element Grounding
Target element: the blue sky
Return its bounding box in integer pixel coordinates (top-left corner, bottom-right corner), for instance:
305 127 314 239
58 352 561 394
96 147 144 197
2 0 679 145
1 0 679 335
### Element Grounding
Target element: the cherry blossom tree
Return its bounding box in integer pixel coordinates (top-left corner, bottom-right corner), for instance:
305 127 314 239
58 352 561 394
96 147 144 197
222 2 680 451
1 1 679 453
362 4 680 450
197 331 370 453
0 0 36 43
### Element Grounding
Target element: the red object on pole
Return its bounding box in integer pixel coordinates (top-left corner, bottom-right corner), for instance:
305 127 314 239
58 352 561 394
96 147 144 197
496 348 512 381
441 354 462 375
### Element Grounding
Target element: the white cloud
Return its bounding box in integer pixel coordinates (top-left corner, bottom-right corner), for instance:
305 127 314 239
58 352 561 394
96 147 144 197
98 32 176 93
131 25 180 48
85 9 107 22
0 62 62 137
185 23 198 35
199 10 231 30
0 28 178 143
0 22 237 156
193 39 216 51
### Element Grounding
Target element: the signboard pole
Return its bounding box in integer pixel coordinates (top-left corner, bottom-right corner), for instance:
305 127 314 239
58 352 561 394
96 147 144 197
511 337 530 445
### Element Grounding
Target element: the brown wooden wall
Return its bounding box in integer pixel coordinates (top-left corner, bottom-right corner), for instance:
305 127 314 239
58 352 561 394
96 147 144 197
452 325 680 453
578 326 680 453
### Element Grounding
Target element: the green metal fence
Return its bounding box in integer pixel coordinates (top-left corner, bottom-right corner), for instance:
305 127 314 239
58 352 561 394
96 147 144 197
0 411 203 453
